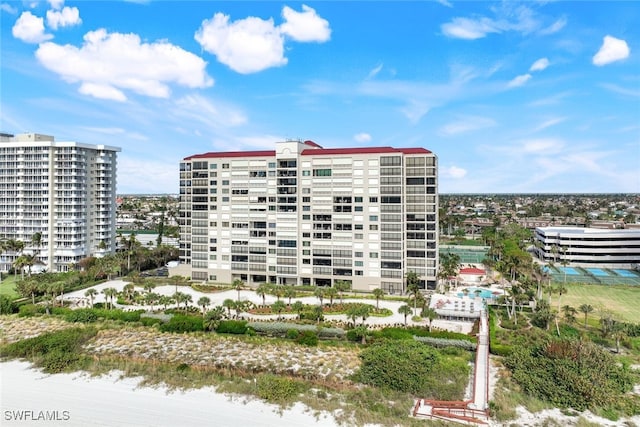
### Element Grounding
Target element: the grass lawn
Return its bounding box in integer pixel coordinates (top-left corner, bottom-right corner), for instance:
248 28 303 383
0 276 19 299
550 283 640 323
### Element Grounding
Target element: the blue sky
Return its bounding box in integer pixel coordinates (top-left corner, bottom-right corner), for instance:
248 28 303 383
1 1 638 194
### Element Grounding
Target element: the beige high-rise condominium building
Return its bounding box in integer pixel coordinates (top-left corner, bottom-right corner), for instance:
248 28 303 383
179 140 438 293
0 133 120 273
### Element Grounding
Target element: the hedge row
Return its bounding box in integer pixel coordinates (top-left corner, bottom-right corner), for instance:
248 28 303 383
412 336 477 351
246 321 345 339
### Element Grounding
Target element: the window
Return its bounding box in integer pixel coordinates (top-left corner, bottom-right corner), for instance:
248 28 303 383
302 170 310 176
370 252 378 258
313 168 332 176
369 197 378 203
222 163 229 169
302 214 311 220
355 251 363 257
355 261 363 267
354 206 363 212
303 250 311 255
303 197 311 202
369 215 378 221
369 224 378 230
268 162 276 168
210 164 217 169
222 180 229 185
303 241 311 247
355 197 363 203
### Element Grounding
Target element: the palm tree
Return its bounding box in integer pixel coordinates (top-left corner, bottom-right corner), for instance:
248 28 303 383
6 239 25 279
85 288 98 308
398 304 413 326
334 280 350 304
222 298 235 318
579 304 594 327
143 282 156 294
145 292 159 311
314 287 325 305
562 305 577 324
255 282 271 307
183 293 193 309
168 275 188 294
30 231 42 257
555 283 567 313
173 292 188 309
372 288 384 310
284 285 297 307
204 306 225 331
272 300 286 319
232 278 244 301
159 295 174 310
292 300 304 319
325 287 338 306
102 287 118 309
122 283 135 302
198 296 211 316
421 307 438 332
312 304 324 324
406 271 421 315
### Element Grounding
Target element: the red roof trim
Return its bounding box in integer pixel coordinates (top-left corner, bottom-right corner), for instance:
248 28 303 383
459 268 486 275
304 140 323 148
301 147 431 156
184 150 276 160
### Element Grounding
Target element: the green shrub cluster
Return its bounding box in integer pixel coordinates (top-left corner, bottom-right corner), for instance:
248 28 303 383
0 327 98 373
0 295 16 314
246 322 345 339
505 339 635 412
215 320 248 334
488 308 513 356
60 308 142 324
159 314 204 333
18 304 46 317
64 308 98 323
256 374 306 403
412 336 477 351
294 330 318 346
372 327 475 342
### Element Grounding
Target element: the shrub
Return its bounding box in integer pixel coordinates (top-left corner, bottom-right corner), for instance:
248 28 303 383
256 374 306 403
504 339 635 412
0 327 97 373
0 295 16 314
159 314 204 333
18 304 45 317
295 330 318 346
64 308 98 323
246 322 345 339
356 340 440 394
215 320 248 335
286 329 299 340
413 336 477 351
140 317 163 327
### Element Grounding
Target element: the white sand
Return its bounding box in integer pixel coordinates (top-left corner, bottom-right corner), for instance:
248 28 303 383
0 361 339 427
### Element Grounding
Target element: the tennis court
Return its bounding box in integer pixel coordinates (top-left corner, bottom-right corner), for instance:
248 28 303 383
545 265 640 286
440 245 490 265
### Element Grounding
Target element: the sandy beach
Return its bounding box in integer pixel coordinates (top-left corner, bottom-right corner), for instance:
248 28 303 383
1 361 339 427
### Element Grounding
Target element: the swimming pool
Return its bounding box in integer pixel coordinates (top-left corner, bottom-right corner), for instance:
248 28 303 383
558 267 579 275
586 268 609 277
457 287 498 299
614 269 640 278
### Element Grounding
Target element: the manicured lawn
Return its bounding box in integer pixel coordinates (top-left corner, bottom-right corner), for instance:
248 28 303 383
0 276 19 299
550 283 640 323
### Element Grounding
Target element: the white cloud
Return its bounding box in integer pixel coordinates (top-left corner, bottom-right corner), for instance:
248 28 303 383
593 35 630 66
442 166 467 179
46 6 81 30
441 17 499 40
534 117 566 132
530 57 549 72
12 11 53 43
35 29 213 101
196 6 330 74
195 13 286 74
280 4 330 42
367 63 383 79
539 17 567 35
507 73 531 88
353 132 372 143
47 0 64 10
521 138 564 154
1 3 18 14
435 0 453 7
600 83 640 97
438 116 496 136
173 94 247 128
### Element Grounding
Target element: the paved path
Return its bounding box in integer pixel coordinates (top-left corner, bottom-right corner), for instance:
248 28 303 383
61 280 473 332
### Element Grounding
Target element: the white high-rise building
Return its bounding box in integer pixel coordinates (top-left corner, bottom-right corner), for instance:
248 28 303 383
0 133 120 272
179 140 438 293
